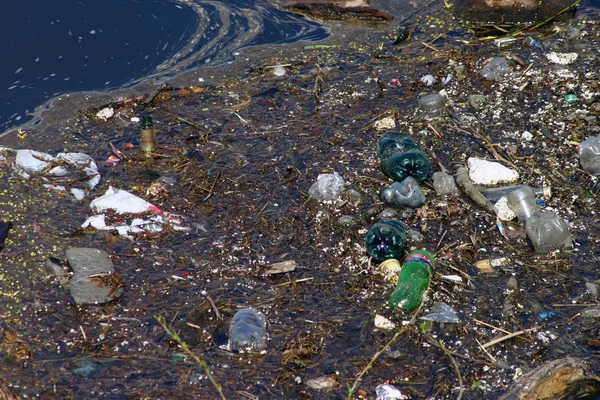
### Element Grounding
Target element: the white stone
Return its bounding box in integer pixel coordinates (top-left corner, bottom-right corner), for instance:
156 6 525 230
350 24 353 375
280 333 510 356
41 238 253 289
546 51 579 65
467 158 519 185
494 196 517 221
374 314 396 330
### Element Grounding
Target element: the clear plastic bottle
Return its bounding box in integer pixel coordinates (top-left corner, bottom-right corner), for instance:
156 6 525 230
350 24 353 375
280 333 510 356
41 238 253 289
378 131 431 182
229 308 267 352
579 136 600 175
525 211 572 253
481 185 550 202
506 186 539 222
418 93 446 120
389 250 436 312
365 220 407 261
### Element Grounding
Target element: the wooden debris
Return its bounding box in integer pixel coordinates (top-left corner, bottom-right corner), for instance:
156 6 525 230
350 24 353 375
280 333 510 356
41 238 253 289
499 357 600 400
455 164 495 213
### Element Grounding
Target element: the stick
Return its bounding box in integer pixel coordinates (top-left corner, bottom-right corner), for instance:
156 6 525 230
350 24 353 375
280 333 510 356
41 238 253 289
454 165 495 213
482 326 539 349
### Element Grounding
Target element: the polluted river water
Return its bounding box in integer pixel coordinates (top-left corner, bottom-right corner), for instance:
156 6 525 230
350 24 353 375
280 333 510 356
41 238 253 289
1 0 600 398
0 0 327 134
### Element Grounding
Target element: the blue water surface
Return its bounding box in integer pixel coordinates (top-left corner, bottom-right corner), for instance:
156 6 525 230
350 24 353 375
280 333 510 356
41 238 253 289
0 0 327 133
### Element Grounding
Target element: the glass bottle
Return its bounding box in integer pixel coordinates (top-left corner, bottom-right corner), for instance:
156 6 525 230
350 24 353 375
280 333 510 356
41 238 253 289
140 116 158 154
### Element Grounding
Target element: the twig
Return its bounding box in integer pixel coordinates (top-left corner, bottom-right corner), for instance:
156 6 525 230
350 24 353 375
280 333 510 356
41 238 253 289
156 315 226 400
482 326 539 349
206 295 221 320
347 313 418 399
203 171 221 201
438 338 465 400
472 318 512 334
510 0 581 36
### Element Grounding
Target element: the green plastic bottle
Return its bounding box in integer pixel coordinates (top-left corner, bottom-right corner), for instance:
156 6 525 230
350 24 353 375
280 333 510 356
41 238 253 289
378 131 431 182
388 250 436 312
365 220 407 262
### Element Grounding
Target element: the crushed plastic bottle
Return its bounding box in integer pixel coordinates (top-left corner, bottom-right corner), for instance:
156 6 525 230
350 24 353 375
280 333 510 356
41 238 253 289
432 171 460 195
389 250 436 312
525 211 572 253
378 131 431 182
308 172 345 201
365 220 408 262
506 186 539 223
579 136 600 175
229 308 267 352
380 177 425 208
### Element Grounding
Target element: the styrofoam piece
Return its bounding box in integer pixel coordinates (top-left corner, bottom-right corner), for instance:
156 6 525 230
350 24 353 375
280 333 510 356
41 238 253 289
494 196 517 221
467 158 519 185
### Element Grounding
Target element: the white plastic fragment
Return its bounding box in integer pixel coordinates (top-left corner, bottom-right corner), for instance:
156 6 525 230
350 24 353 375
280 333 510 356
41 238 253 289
440 274 463 283
420 74 435 86
376 383 406 399
272 65 287 76
96 107 115 120
15 149 53 173
374 314 396 330
308 173 344 201
90 186 158 214
83 187 189 237
10 148 100 198
546 51 578 65
467 157 519 185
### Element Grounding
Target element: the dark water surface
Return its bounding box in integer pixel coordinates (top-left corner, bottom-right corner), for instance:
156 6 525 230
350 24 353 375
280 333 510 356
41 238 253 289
0 0 327 133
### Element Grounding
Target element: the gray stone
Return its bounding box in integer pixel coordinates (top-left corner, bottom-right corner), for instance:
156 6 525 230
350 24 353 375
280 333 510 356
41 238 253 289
66 248 123 305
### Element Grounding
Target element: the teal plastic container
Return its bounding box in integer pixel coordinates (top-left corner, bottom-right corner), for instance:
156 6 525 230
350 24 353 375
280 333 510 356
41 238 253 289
378 131 431 182
365 220 407 262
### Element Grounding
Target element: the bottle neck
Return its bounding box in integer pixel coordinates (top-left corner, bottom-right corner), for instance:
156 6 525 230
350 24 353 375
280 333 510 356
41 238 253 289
405 251 435 271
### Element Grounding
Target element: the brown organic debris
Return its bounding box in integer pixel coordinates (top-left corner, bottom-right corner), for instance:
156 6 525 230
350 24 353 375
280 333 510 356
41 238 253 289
499 357 600 400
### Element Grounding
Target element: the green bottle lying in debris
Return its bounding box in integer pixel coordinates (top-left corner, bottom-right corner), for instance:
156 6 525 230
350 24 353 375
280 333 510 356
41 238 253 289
378 131 431 182
389 250 436 312
365 220 407 262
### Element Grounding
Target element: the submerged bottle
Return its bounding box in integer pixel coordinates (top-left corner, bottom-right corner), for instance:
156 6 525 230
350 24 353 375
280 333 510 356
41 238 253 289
378 131 431 182
389 250 436 312
229 308 267 352
365 220 407 262
140 116 158 154
579 135 600 175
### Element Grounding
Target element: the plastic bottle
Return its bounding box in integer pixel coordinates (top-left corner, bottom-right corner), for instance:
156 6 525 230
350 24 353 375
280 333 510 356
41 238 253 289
579 136 600 175
389 250 436 312
140 116 158 154
229 308 267 352
525 211 572 253
380 177 425 208
365 220 407 261
480 185 551 202
506 186 539 222
418 93 446 120
378 131 431 182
